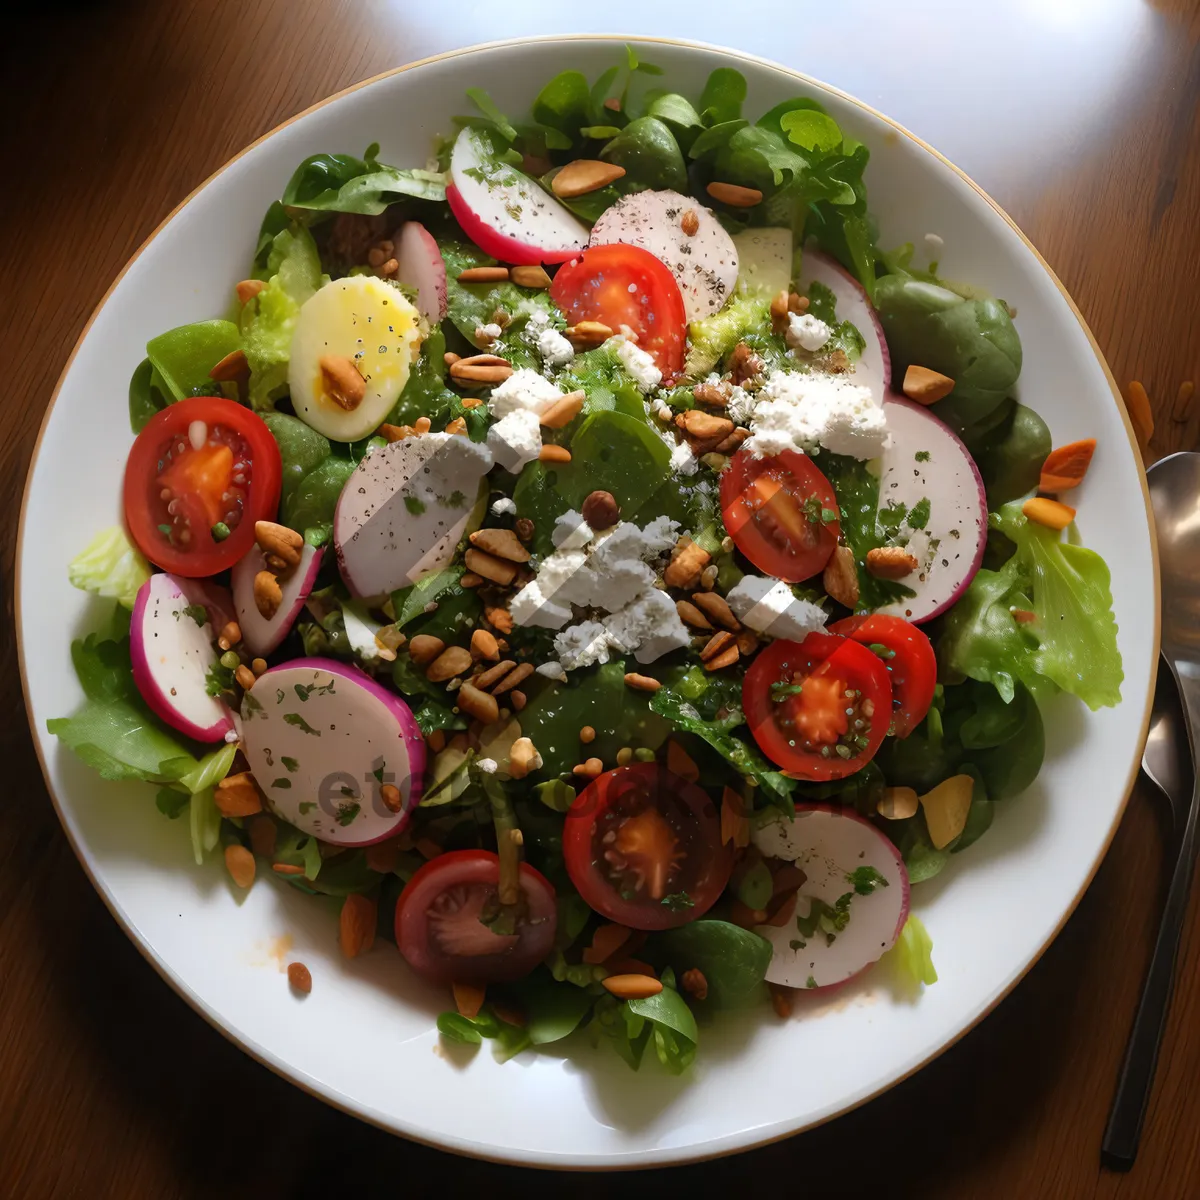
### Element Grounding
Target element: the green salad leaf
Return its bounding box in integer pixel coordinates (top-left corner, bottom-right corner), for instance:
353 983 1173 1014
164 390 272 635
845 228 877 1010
281 143 447 215
648 920 772 1008
145 320 241 402
886 914 938 986
970 403 1052 508
263 413 332 510
68 527 150 610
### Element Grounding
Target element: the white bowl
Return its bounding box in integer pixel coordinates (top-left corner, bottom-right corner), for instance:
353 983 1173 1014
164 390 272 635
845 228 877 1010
17 36 1157 1168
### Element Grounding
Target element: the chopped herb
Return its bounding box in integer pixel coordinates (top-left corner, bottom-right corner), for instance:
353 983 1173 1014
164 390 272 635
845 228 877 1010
271 778 292 789
155 788 189 820
915 450 931 463
211 521 231 541
335 802 361 826
275 688 286 704
796 893 854 945
907 497 932 530
242 692 265 718
281 756 299 772
867 642 896 660
205 662 235 697
404 496 426 515
372 763 386 783
878 501 908 530
179 603 208 627
771 680 805 701
283 712 321 735
788 938 804 952
803 495 838 526
298 801 316 815
805 976 818 990
846 865 889 895
661 892 695 912
294 681 336 702
439 490 466 508
157 523 172 538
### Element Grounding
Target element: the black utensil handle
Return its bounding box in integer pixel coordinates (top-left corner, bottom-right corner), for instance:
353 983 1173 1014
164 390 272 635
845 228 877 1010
1102 792 1200 1170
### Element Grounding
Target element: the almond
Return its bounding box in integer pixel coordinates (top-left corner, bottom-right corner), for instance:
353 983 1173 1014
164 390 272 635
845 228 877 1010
681 209 700 237
214 772 263 817
427 645 474 682
508 736 543 780
339 894 377 958
539 390 586 429
469 527 530 563
319 354 367 411
706 181 763 207
473 659 518 690
623 672 661 693
704 644 740 671
379 784 402 813
690 591 739 630
510 265 552 289
485 605 514 634
408 634 445 665
676 409 734 442
224 844 255 889
675 599 712 630
457 682 500 725
287 962 312 994
565 320 613 349
236 279 267 305
450 361 513 384
602 973 663 999
253 571 282 621
539 444 572 464
491 663 534 695
866 547 919 579
552 159 627 198
692 382 730 408
902 364 955 405
464 547 519 585
664 540 711 589
209 349 250 383
256 519 304 573
699 630 737 663
823 545 860 608
471 628 501 661
457 266 510 283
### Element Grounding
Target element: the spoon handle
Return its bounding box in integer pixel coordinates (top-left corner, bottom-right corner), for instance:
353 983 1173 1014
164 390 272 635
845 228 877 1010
1102 748 1200 1168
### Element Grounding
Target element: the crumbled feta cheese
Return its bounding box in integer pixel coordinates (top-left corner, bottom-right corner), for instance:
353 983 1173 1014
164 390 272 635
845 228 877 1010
616 338 663 393
924 232 944 255
509 580 573 630
604 586 691 664
726 575 828 641
905 529 934 572
787 312 831 353
638 516 681 555
670 440 699 476
554 620 613 671
476 757 498 774
745 371 889 461
537 326 575 368
551 510 594 551
726 383 755 425
536 661 569 682
490 497 517 516
475 322 502 343
487 408 543 472
488 368 562 419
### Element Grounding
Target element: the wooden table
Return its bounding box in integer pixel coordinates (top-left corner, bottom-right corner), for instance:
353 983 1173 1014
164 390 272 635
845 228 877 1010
3 3 1198 1195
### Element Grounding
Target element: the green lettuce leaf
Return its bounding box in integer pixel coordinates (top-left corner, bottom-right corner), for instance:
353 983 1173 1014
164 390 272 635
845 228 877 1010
886 914 937 986
685 290 773 379
240 223 325 410
281 144 447 215
145 320 241 401
68 527 150 610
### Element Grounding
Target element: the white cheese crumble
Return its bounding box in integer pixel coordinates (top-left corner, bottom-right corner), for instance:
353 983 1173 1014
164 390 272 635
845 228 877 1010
490 497 517 516
475 322 502 343
745 371 889 461
487 368 564 471
551 511 594 551
476 757 498 774
726 383 755 426
616 338 663 393
537 326 575 368
726 575 829 641
787 312 831 353
536 661 568 682
670 440 699 476
553 620 613 671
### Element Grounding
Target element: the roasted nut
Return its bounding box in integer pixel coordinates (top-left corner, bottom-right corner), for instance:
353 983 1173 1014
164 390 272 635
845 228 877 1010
485 605 514 634
457 682 500 725
770 290 790 335
209 349 250 382
580 726 597 744
714 427 749 454
680 968 708 1001
339 894 377 958
444 416 468 435
768 983 794 1019
788 291 809 315
236 279 267 306
414 417 432 433
903 364 955 405
287 962 313 994
408 634 445 665
573 758 604 779
866 547 920 579
551 159 627 198
225 844 255 889
704 644 740 671
690 591 740 630
514 517 535 543
877 786 920 821
318 355 367 411
676 409 735 442
509 736 543 779
450 355 514 384
727 341 763 387
380 783 403 813
675 599 713 629
692 382 731 407
565 320 613 349
473 659 518 690
681 208 700 236
602 974 663 999
539 390 586 429
460 572 484 588
624 672 662 692
217 620 241 650
665 541 711 590
823 545 859 608
706 181 763 207
699 630 738 662
509 264 553 288
457 266 510 283
736 630 760 657
235 664 256 691
427 645 474 682
464 547 519 585
539 444 572 464
247 814 278 858
581 489 620 530
255 520 304 573
471 628 501 661
469 527 531 563
379 422 416 442
271 862 306 876
253 571 282 621
510 689 527 710
492 663 534 695
251 657 268 676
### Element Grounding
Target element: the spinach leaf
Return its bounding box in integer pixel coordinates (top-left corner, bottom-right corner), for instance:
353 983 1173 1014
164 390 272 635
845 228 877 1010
145 320 241 402
599 117 688 193
391 566 464 630
440 238 557 348
128 358 168 433
281 455 355 547
533 70 591 138
508 972 595 1046
263 414 332 510
971 403 1051 507
641 90 704 151
628 981 698 1075
649 921 772 1008
699 67 747 125
281 143 447 215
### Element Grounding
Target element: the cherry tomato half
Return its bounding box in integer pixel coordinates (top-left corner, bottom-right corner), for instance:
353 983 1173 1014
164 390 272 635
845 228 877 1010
124 396 282 577
829 614 937 738
549 243 688 381
562 764 732 931
395 850 557 985
720 448 841 583
744 634 893 781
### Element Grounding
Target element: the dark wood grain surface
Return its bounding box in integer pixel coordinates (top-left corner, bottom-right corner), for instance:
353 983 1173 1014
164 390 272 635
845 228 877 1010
3 3 1199 1196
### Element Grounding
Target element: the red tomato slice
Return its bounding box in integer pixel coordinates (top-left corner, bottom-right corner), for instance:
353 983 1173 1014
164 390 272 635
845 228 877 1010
829 614 937 738
563 764 732 930
124 396 282 577
744 634 892 781
720 448 841 583
394 850 557 985
549 243 687 381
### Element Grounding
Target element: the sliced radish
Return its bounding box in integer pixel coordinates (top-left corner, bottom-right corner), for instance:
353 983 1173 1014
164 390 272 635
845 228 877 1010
130 573 234 743
393 221 446 325
448 127 589 266
231 542 323 658
752 803 909 990
797 248 890 406
178 576 236 635
334 432 492 599
875 398 987 624
241 657 425 846
589 189 738 321
732 227 792 300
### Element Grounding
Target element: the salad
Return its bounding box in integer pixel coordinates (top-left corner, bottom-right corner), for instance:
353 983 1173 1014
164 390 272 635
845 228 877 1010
52 49 1124 1074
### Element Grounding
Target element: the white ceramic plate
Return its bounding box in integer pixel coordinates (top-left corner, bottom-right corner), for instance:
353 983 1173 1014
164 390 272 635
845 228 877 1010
18 36 1157 1169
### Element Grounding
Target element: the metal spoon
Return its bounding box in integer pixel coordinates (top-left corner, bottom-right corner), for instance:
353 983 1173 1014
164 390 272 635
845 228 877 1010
1102 452 1200 1170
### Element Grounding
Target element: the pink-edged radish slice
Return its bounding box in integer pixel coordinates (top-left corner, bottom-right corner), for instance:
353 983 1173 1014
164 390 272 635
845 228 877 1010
130 573 234 743
447 127 589 266
334 432 492 599
875 397 987 624
589 189 739 321
231 542 323 658
393 221 446 325
752 803 909 991
797 247 890 406
178 576 236 635
240 657 425 846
